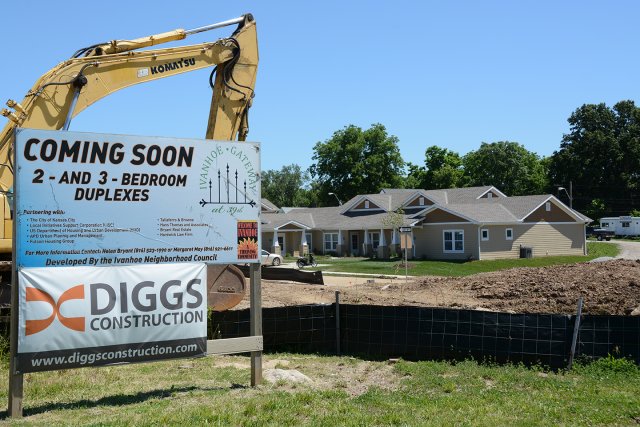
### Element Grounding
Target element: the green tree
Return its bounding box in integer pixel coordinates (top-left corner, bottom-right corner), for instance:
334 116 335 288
549 100 640 216
310 124 404 205
261 164 315 208
585 198 607 222
463 141 547 196
406 146 465 190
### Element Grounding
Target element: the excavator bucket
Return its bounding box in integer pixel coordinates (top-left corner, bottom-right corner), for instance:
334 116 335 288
207 264 246 311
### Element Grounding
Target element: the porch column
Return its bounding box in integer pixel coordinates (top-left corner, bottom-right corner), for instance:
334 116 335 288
271 230 281 255
411 233 416 260
390 228 400 257
336 230 345 257
299 230 309 256
377 228 390 259
363 229 373 257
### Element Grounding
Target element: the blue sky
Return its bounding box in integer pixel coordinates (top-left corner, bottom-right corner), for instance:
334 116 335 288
1 1 638 173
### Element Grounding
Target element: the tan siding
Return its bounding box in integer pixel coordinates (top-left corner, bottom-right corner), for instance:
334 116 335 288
261 231 272 251
354 200 381 210
413 224 479 260
479 225 519 260
407 196 434 207
524 201 575 222
517 223 585 256
480 223 585 259
422 209 470 223
480 190 500 199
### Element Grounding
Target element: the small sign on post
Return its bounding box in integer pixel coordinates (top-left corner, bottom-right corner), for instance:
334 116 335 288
399 227 412 250
398 227 412 287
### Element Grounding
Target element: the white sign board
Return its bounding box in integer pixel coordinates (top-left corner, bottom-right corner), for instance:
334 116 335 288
14 129 260 268
16 263 207 373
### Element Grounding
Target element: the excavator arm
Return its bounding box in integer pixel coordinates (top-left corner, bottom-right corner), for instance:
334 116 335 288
0 14 259 310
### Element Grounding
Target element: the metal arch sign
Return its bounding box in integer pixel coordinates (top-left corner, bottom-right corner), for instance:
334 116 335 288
14 129 261 268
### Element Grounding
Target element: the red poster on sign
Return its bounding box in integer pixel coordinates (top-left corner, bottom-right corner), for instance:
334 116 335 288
237 220 258 259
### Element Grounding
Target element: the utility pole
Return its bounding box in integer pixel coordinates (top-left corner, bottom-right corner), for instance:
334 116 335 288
569 181 573 210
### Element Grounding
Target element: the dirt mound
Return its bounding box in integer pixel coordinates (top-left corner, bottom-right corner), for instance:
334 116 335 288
240 259 640 315
452 259 640 315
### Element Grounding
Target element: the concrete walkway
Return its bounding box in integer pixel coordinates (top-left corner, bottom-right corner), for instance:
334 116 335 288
614 240 640 260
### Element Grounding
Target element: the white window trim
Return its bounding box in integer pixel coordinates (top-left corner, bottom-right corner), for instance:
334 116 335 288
505 228 513 240
368 232 380 249
364 200 370 209
323 232 339 253
545 202 551 212
481 229 489 241
443 229 464 253
419 196 425 206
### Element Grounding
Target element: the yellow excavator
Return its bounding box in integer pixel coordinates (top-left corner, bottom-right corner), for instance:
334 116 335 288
0 14 258 310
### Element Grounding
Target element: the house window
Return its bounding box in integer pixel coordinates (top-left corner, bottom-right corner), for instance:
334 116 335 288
364 200 370 209
506 228 513 240
601 222 609 228
323 233 339 252
622 221 631 228
481 229 489 241
369 232 380 249
545 202 551 211
443 230 464 253
419 196 425 205
487 192 493 199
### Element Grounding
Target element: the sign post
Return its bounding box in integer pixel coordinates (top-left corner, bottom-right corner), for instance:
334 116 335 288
399 227 412 286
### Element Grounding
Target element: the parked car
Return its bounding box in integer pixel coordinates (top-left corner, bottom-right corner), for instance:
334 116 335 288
261 249 283 266
586 227 614 241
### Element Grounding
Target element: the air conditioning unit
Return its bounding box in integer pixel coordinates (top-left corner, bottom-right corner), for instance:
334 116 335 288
519 246 533 259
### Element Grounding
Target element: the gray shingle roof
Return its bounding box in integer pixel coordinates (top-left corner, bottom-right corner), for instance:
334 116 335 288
261 198 279 212
261 187 589 232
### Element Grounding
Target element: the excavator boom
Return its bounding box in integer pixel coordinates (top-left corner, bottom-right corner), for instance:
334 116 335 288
0 14 259 310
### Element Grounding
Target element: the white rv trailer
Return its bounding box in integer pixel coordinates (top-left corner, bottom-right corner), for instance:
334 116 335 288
599 216 640 237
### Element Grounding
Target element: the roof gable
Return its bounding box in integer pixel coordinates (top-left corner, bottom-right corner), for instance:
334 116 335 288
340 194 389 214
417 206 474 224
477 187 507 199
522 196 583 223
401 191 437 209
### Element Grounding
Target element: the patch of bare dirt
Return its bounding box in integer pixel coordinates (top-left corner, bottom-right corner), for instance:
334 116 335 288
236 259 640 315
214 355 400 396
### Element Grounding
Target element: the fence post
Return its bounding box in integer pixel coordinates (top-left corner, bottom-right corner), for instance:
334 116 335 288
568 297 583 370
335 291 341 356
249 263 262 385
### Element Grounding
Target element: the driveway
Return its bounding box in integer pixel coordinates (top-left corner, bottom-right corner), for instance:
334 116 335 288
614 240 640 260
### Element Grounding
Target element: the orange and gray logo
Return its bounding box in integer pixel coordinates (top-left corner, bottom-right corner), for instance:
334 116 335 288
25 285 85 335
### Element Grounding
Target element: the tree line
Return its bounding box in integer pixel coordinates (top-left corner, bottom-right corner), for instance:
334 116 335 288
262 100 640 220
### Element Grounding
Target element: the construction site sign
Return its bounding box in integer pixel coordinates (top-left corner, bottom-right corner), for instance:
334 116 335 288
14 129 261 268
16 263 207 373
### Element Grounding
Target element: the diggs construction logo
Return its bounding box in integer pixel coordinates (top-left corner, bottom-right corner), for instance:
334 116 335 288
25 285 85 335
23 278 204 336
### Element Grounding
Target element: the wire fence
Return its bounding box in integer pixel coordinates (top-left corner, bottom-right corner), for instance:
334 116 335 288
210 304 640 369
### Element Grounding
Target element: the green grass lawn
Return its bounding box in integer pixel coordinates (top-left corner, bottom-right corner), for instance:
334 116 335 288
307 242 619 277
1 353 638 425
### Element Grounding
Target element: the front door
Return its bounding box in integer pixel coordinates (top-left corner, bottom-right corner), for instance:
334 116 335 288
278 236 285 255
351 233 359 256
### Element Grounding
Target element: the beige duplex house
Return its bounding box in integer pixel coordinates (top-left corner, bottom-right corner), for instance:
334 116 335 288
260 186 591 260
